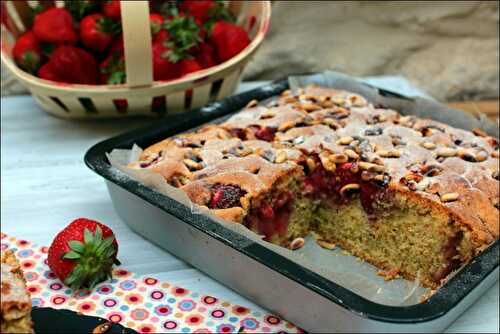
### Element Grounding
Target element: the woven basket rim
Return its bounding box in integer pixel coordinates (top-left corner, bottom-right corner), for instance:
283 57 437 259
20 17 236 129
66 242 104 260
0 1 271 93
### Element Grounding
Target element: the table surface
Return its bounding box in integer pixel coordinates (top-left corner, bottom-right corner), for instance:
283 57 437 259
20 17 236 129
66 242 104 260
1 81 499 333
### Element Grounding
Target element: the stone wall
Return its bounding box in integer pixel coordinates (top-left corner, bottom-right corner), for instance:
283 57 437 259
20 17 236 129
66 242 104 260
243 1 499 102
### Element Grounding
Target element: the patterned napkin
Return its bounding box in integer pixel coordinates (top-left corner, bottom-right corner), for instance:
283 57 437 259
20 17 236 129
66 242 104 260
0 233 302 334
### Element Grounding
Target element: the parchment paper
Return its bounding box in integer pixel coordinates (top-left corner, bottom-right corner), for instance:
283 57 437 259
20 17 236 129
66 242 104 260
106 72 498 306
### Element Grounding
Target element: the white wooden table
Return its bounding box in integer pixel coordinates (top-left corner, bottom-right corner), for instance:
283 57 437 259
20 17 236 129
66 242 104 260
1 81 499 333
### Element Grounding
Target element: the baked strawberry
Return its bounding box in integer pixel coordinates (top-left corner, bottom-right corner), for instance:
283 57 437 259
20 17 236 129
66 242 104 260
47 218 120 290
44 46 98 84
80 14 120 53
12 31 42 74
38 62 60 82
210 21 250 62
152 42 179 80
179 59 202 76
150 13 165 39
100 52 125 84
209 184 246 209
194 43 217 69
179 0 215 24
102 0 121 21
33 7 77 45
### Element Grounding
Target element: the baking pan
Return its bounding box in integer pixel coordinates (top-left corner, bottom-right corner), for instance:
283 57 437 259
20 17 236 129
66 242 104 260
85 78 499 332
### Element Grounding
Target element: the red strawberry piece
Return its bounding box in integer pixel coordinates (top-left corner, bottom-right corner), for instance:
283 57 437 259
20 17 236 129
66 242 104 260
113 99 128 112
210 21 250 62
194 43 217 69
47 218 120 290
150 13 165 38
152 42 179 80
253 126 276 142
102 0 121 21
33 7 77 45
153 29 169 44
13 31 42 74
100 52 125 84
259 203 275 220
45 46 98 84
37 62 60 82
209 184 247 209
80 14 120 53
180 0 216 23
179 59 202 76
110 34 124 53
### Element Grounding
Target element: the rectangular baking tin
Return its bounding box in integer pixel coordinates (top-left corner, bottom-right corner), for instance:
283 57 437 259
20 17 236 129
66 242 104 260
85 80 499 332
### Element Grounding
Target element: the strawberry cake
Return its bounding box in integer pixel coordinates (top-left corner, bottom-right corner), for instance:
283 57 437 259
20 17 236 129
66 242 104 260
128 86 499 288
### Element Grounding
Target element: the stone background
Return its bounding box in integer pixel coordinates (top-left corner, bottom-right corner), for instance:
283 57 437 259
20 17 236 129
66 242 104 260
2 1 499 102
243 1 499 102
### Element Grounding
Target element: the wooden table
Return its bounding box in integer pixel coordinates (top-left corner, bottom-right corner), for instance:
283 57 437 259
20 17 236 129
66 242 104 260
1 80 498 333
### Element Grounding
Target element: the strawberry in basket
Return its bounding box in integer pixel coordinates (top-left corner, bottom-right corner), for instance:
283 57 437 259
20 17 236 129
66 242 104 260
11 0 252 85
12 31 42 74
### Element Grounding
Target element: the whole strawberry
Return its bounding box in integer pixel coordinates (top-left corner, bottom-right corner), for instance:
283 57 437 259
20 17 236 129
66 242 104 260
13 31 42 74
48 218 120 290
194 43 217 69
102 0 121 21
179 59 202 76
149 13 165 39
180 0 216 24
152 42 179 80
80 14 120 53
33 7 77 45
100 52 125 84
44 46 98 84
210 21 250 62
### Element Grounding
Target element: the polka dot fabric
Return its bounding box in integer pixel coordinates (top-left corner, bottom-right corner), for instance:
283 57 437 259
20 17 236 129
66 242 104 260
1 233 303 333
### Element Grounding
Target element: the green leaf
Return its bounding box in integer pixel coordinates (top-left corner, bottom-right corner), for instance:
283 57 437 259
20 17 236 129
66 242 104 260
163 15 201 63
94 226 103 242
64 0 99 21
68 240 85 253
107 71 126 85
97 17 122 35
62 251 81 260
40 43 55 57
96 236 114 253
84 228 93 245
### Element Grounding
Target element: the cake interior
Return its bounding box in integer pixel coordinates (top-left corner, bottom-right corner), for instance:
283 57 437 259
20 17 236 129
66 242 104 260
242 162 474 289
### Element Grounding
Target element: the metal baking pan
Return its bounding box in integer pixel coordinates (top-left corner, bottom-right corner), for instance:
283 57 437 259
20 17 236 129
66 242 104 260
85 79 499 332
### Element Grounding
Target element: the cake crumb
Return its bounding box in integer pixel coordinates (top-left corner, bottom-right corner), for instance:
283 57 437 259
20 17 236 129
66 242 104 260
377 268 401 281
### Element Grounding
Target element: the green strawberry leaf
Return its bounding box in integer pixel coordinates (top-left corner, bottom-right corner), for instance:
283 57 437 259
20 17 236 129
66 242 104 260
107 71 126 85
83 228 93 245
64 0 99 21
40 43 55 57
163 15 201 63
63 251 81 260
98 17 122 35
68 240 85 253
94 226 103 243
204 0 235 33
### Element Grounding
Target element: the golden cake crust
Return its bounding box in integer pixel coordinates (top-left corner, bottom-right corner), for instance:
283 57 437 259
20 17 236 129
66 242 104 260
130 85 499 253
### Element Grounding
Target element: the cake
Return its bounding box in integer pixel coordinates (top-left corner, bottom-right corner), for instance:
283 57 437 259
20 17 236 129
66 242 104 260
129 85 499 288
1 250 33 333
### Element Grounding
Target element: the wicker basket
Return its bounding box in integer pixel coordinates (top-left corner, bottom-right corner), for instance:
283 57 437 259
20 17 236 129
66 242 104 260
1 0 271 118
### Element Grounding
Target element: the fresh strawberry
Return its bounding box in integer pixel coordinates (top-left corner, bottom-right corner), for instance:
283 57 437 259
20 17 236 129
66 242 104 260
102 0 121 21
179 0 215 24
163 15 202 63
179 59 202 76
110 34 124 53
100 52 125 84
149 13 165 38
13 31 42 74
44 46 98 84
47 218 120 290
80 14 120 53
153 29 169 44
194 43 217 69
152 42 179 80
210 21 250 62
33 7 77 45
38 62 60 82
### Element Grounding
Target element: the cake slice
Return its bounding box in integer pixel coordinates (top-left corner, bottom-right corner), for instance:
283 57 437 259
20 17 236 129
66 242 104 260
129 85 499 289
1 250 34 334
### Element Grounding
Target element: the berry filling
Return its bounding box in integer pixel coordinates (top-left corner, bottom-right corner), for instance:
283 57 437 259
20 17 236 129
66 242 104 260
140 151 163 168
246 191 294 241
304 161 386 214
251 126 276 142
209 184 247 209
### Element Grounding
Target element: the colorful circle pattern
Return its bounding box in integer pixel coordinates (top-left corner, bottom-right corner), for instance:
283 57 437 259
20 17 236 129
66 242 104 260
1 234 302 334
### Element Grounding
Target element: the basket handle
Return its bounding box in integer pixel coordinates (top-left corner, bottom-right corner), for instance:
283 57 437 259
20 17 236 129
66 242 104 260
120 1 153 88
